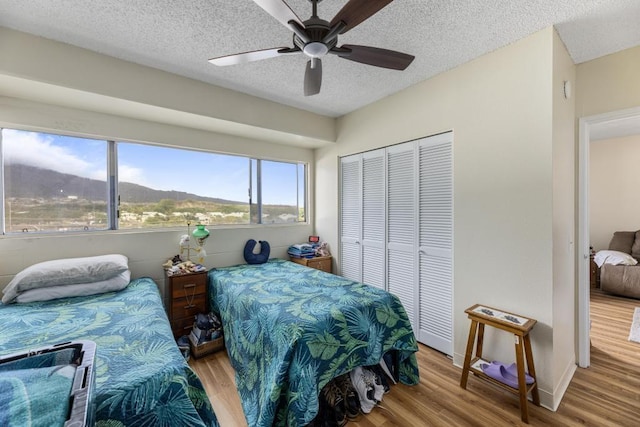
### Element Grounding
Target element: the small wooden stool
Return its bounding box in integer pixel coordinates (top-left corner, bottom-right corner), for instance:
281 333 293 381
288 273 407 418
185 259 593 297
460 304 540 423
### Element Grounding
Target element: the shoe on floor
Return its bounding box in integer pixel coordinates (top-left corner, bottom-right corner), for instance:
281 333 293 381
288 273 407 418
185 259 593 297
350 366 376 414
362 367 385 402
366 363 391 394
320 377 347 427
334 373 360 420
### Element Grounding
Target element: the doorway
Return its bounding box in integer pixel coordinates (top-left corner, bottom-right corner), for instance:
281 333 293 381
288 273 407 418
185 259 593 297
577 106 640 367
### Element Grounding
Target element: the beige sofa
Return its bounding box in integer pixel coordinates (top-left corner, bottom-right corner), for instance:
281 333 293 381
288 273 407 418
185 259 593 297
599 230 640 299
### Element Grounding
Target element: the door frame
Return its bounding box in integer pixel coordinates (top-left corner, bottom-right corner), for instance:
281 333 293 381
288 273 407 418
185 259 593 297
577 106 640 367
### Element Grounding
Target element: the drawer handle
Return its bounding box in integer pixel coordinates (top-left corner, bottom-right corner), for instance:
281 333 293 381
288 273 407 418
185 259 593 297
181 283 197 308
184 304 196 309
183 325 192 331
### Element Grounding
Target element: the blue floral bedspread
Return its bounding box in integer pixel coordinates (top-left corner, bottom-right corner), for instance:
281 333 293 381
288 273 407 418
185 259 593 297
0 277 218 427
209 259 419 427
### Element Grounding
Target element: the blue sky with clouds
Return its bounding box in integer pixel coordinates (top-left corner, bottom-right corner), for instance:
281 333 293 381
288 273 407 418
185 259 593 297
2 129 303 205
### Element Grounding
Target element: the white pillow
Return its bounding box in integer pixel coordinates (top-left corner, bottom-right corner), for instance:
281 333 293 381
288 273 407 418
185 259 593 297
2 254 129 304
594 250 638 268
15 270 131 303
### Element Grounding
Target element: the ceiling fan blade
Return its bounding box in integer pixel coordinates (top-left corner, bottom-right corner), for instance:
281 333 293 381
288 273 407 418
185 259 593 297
329 0 393 34
337 44 414 70
253 0 304 29
208 47 299 66
304 58 322 96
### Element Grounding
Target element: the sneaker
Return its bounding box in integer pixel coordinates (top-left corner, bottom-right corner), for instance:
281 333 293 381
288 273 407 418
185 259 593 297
362 367 385 402
366 364 391 394
349 367 376 414
334 373 360 420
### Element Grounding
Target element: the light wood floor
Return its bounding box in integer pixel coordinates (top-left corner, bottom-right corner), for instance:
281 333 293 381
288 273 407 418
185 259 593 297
190 288 640 426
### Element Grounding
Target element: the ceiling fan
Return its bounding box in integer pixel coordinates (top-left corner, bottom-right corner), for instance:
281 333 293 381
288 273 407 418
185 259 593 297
208 0 415 96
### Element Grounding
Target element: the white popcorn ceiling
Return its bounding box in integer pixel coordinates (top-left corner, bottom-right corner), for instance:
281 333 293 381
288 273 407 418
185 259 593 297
0 0 639 117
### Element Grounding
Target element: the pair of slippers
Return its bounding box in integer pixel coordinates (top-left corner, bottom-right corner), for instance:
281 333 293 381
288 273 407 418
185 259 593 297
480 361 534 388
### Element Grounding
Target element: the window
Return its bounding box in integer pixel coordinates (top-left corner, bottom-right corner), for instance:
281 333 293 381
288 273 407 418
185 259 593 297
249 159 306 224
0 128 307 234
2 129 108 233
117 143 251 228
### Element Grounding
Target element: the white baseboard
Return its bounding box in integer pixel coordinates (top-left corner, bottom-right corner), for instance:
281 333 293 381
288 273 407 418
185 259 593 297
549 359 577 411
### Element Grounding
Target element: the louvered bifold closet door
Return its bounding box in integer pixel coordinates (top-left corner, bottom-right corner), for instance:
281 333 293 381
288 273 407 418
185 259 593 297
387 142 417 329
418 132 453 356
340 155 362 282
361 149 386 289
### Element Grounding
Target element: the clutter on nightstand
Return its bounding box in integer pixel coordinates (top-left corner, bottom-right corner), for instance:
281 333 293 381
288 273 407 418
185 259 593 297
162 255 207 276
287 238 331 259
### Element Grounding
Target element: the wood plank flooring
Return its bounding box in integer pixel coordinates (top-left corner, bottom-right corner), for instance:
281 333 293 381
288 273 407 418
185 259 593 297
190 288 640 426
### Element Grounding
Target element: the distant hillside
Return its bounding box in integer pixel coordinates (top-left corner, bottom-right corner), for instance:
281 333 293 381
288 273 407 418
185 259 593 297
4 164 246 205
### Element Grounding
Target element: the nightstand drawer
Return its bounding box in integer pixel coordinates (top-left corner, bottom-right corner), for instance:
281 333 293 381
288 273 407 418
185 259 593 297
306 258 331 273
289 255 332 274
171 293 207 319
170 274 207 299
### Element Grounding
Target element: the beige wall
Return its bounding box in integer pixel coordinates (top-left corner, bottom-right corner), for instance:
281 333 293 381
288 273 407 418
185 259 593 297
551 30 577 408
316 28 564 408
589 134 640 250
576 45 640 118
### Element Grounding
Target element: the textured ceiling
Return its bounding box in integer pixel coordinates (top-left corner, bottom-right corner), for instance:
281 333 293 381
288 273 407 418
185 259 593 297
1 0 639 117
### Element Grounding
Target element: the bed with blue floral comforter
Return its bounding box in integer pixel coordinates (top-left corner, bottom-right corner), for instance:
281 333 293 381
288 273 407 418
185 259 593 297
0 277 218 427
209 259 419 427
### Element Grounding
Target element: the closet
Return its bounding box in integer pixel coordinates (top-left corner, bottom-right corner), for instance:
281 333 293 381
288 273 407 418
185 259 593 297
339 132 453 355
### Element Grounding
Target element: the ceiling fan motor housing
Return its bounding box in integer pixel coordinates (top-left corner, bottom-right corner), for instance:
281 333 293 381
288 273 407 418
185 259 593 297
294 18 337 58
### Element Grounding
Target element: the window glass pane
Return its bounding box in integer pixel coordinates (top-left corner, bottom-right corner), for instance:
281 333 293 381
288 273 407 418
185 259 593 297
261 160 305 224
117 143 250 228
2 129 108 233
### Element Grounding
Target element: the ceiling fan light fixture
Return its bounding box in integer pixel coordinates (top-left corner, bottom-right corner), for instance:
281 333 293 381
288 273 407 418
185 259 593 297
303 42 329 58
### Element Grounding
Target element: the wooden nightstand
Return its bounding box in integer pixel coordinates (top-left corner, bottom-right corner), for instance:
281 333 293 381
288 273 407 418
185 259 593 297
289 255 332 273
166 270 208 338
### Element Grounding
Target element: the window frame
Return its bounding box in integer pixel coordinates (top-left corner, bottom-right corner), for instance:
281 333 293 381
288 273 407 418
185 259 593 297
0 127 308 235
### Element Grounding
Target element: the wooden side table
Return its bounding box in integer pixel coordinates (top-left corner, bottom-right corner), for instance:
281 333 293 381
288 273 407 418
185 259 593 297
289 255 332 273
460 304 540 423
166 270 208 338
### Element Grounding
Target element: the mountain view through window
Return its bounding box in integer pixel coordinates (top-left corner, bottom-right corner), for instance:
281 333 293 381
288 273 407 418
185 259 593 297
1 129 306 233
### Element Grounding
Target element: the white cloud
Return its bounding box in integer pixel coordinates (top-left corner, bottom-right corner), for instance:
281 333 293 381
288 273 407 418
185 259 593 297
2 129 148 186
118 164 148 186
3 129 94 177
